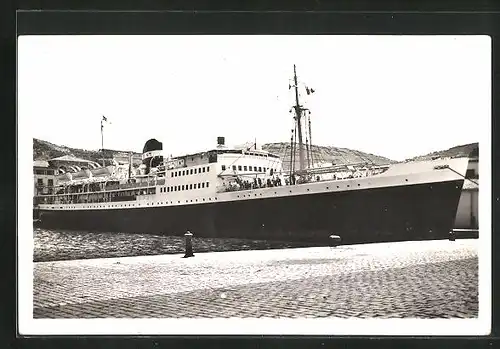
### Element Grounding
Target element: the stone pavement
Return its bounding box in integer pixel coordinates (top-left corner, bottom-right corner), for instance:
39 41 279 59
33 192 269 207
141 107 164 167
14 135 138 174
33 240 478 319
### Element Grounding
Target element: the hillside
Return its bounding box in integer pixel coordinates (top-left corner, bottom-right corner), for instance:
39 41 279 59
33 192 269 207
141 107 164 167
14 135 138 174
261 143 396 172
33 138 142 163
408 142 478 161
34 138 476 171
34 138 396 168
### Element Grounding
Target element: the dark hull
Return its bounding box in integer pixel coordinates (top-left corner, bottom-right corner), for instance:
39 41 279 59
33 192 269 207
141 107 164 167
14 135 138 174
37 179 464 244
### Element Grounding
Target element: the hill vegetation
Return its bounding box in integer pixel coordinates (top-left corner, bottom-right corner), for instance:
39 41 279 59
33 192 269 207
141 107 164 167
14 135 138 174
408 142 478 161
33 138 141 163
262 143 396 172
33 138 478 170
33 138 396 168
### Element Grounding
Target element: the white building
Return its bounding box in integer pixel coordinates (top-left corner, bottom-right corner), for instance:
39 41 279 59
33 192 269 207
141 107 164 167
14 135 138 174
33 160 56 196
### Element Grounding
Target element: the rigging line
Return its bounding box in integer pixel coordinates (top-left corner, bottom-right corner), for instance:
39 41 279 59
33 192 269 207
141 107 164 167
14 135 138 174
445 166 479 186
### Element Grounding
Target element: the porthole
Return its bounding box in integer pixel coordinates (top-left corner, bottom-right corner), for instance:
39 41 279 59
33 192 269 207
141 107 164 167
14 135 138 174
347 185 350 188
307 189 310 191
289 190 292 193
405 179 408 182
237 195 240 198
274 192 277 194
326 187 329 189
358 184 360 186
209 198 212 201
337 186 339 188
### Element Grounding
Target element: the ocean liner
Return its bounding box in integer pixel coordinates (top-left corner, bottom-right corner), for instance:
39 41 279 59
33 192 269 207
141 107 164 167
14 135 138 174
33 66 471 244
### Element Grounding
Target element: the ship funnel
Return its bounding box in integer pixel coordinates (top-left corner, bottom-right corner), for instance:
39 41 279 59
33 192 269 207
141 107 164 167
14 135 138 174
142 138 164 175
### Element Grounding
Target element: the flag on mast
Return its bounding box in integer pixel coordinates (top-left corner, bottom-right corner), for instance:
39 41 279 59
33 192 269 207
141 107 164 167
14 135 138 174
101 115 112 130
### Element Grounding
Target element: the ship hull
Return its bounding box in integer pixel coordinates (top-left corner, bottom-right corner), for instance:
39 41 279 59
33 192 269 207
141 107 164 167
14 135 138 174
37 179 465 244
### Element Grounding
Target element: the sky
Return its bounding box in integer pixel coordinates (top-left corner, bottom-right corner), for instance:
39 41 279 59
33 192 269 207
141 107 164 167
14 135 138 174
18 35 490 161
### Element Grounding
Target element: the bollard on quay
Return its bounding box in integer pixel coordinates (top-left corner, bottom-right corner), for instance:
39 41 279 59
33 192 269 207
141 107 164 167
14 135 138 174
329 234 342 248
183 231 194 258
448 230 456 241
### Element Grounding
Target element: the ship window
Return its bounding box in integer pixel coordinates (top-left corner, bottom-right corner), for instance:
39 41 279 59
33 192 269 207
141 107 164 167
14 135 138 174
189 184 193 190
222 165 226 171
207 167 210 172
182 185 185 190
198 183 201 189
232 165 236 171
258 167 262 172
48 179 53 186
253 166 257 171
190 169 193 175
206 182 210 187
244 166 247 171
202 182 205 188
202 167 206 173
238 165 242 171
174 172 178 177
171 173 174 177
183 170 186 176
194 168 197 174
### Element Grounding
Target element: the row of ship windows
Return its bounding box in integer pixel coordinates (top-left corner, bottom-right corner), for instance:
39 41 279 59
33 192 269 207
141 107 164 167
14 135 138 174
171 166 210 177
159 182 210 193
57 196 219 209
50 181 420 209
222 165 268 172
170 164 270 177
53 184 357 209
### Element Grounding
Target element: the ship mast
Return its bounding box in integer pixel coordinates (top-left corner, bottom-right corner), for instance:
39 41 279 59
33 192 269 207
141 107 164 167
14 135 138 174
292 64 307 173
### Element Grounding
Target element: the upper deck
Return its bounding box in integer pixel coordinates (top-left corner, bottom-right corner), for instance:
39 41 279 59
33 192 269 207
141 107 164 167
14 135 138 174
34 144 285 206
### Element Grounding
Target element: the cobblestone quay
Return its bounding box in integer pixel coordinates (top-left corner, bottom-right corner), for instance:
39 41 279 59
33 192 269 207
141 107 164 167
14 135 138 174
33 240 478 319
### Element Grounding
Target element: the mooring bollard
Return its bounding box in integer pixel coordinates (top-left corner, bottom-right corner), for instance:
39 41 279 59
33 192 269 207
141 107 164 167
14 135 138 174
329 234 342 248
183 231 194 258
449 230 456 241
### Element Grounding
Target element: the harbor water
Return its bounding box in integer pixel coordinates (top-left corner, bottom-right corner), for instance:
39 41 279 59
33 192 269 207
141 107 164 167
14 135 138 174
33 228 322 262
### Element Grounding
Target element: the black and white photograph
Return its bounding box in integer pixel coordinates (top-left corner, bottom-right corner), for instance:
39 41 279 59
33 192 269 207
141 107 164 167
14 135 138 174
18 35 491 335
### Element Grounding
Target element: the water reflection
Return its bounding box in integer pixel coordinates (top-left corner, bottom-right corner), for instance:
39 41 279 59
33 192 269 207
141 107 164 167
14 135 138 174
33 228 322 262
